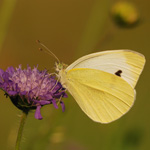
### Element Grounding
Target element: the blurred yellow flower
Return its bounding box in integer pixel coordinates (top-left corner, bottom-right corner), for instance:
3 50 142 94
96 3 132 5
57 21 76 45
111 1 139 27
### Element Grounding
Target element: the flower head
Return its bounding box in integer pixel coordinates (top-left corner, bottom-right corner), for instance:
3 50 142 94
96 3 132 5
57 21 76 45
0 65 67 120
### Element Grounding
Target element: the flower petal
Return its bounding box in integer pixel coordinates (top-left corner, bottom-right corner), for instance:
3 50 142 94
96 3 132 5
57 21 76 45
0 69 4 77
52 99 58 109
2 72 10 82
21 91 27 95
7 91 18 96
6 66 15 75
60 101 65 112
33 99 51 105
63 93 68 98
35 105 43 120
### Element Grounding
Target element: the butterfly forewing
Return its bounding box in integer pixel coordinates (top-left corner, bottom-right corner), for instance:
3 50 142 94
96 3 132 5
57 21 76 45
66 50 145 88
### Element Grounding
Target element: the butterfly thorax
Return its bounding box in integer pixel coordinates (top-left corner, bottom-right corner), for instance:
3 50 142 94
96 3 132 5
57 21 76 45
55 62 68 88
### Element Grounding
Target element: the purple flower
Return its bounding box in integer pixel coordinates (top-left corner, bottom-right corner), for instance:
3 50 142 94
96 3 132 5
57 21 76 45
0 65 67 120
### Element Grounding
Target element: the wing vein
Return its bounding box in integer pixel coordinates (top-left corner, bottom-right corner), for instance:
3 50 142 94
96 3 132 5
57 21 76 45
77 81 133 107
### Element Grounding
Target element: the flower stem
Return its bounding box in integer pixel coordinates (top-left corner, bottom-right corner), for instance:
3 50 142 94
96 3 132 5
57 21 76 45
15 110 28 150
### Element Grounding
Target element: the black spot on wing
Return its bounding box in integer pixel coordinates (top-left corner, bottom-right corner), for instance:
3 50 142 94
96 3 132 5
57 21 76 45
115 70 122 77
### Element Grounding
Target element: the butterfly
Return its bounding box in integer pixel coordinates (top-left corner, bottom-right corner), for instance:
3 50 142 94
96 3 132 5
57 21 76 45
55 50 145 124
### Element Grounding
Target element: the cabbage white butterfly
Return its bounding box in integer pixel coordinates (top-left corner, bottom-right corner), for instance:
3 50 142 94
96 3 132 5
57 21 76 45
56 50 145 123
37 42 145 123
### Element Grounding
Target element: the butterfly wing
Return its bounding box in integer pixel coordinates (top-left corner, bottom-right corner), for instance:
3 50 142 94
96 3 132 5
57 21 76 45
66 50 145 88
65 68 135 123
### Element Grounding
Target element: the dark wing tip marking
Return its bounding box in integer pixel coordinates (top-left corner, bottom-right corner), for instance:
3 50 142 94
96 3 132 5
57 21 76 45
115 70 122 77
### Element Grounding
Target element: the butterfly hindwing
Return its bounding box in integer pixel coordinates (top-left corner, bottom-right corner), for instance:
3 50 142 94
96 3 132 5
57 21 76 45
65 68 135 123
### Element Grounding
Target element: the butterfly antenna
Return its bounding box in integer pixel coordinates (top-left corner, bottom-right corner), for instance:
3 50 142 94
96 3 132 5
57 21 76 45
36 40 60 63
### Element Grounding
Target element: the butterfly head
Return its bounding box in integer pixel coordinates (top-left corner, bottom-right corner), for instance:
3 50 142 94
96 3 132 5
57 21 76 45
55 62 68 72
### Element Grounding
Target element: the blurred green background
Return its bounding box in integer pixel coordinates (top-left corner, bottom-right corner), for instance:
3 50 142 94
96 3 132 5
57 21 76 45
0 0 149 150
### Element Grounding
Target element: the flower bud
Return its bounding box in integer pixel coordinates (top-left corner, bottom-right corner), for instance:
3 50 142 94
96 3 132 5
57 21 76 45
111 2 139 27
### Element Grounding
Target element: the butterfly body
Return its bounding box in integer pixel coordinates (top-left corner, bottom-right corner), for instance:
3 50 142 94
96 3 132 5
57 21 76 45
56 50 145 123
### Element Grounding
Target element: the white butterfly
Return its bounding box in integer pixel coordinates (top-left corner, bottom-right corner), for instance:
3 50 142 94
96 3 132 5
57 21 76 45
55 50 145 123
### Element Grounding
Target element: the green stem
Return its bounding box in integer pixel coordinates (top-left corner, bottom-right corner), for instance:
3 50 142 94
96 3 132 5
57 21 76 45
15 111 28 150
